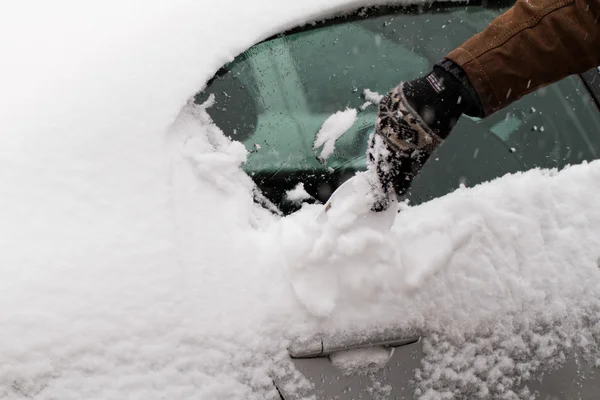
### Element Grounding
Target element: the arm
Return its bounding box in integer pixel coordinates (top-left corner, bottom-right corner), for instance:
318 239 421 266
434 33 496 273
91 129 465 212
446 0 600 116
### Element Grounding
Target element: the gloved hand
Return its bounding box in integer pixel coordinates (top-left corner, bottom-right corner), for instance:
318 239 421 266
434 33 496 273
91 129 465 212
367 60 482 211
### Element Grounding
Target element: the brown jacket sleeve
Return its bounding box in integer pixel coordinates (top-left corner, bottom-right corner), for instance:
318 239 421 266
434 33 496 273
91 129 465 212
447 0 600 116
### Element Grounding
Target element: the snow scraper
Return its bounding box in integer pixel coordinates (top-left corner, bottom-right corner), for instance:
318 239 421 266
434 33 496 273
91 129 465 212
316 170 397 231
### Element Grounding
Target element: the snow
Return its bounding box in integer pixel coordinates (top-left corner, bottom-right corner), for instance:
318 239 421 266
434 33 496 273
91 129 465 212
330 347 392 375
313 108 358 162
286 183 313 203
2 0 600 399
360 89 384 111
275 160 600 398
364 88 385 103
360 101 373 110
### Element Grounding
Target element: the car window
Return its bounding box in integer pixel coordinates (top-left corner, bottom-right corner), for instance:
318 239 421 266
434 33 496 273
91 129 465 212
409 75 600 205
285 23 429 114
196 1 600 212
194 53 261 143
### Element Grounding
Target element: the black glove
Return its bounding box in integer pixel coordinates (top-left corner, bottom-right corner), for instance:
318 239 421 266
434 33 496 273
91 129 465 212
367 59 482 211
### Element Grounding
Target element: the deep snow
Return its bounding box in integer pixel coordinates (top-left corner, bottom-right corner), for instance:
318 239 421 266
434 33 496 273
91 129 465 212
2 0 600 399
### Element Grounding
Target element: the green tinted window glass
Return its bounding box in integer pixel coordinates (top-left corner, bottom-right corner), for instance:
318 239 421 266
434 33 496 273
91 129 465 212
196 2 600 212
408 76 600 205
285 24 428 114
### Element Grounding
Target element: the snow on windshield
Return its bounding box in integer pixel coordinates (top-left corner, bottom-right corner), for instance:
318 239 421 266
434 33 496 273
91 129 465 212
2 0 600 399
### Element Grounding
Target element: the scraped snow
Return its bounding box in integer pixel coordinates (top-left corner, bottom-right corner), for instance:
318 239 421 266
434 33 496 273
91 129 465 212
286 183 313 203
313 108 358 162
360 101 373 110
2 0 600 399
364 88 385 103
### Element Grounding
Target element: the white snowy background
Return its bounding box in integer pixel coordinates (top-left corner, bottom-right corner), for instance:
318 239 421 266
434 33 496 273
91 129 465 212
2 0 600 399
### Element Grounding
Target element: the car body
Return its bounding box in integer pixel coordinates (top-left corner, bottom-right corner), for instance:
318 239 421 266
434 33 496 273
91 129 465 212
196 0 600 398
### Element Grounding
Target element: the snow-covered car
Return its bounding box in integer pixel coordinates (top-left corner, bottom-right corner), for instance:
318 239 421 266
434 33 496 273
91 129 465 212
197 0 600 215
196 0 600 399
7 0 600 398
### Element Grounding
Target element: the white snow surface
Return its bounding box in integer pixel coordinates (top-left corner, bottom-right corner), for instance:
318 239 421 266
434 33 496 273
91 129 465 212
313 108 358 162
2 1 600 399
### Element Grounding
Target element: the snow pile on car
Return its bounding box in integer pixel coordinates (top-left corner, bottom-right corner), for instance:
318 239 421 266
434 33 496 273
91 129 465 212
272 151 600 398
2 0 600 399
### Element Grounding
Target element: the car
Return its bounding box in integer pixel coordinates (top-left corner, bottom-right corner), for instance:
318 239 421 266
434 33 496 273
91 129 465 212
195 0 600 398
